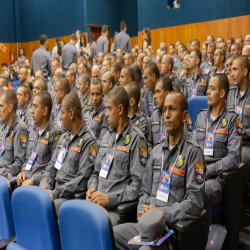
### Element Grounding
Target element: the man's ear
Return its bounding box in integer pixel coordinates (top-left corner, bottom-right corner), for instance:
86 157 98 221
118 104 124 116
183 110 188 122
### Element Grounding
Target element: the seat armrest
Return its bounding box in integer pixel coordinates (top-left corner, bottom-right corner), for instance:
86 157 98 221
117 201 138 214
0 236 16 250
74 191 86 199
176 210 206 233
222 163 245 179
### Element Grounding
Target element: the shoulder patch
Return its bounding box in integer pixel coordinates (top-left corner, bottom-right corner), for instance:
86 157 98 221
89 145 97 163
195 161 205 184
54 134 61 143
139 146 147 166
20 135 27 149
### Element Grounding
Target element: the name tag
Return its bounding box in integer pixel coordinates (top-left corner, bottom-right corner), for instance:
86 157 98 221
40 139 48 145
169 166 185 176
204 132 214 156
100 153 114 178
117 145 130 152
245 105 250 109
156 170 171 203
25 151 37 171
214 129 228 134
71 147 81 153
7 138 12 144
94 118 101 123
55 147 67 170
198 82 206 87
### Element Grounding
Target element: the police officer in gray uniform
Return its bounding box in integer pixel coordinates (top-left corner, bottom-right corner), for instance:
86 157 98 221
84 81 109 143
228 56 250 164
62 34 78 72
114 21 131 55
193 74 242 223
87 86 148 226
184 50 210 99
16 85 32 128
113 91 205 250
53 76 71 128
31 34 51 80
16 91 62 187
124 81 150 139
209 49 226 78
96 25 109 55
148 77 173 151
66 68 78 94
202 42 216 75
78 73 92 117
0 90 28 177
143 62 160 118
47 59 60 96
39 93 98 214
161 54 180 92
179 53 192 94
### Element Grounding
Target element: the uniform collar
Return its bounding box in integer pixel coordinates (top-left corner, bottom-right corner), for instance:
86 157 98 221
206 106 225 122
120 119 132 138
192 70 202 81
163 132 186 150
94 100 106 114
236 81 250 99
2 115 19 134
20 105 29 115
34 119 53 136
131 109 141 120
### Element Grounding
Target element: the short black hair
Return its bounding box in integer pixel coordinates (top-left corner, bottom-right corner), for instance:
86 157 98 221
57 77 71 94
120 21 126 30
144 62 160 78
132 65 142 79
158 76 174 93
234 56 250 74
0 76 9 87
212 73 229 98
35 91 53 117
106 72 115 87
71 33 77 41
228 37 235 44
91 80 103 94
111 62 121 73
34 78 47 91
63 93 82 119
192 50 202 66
18 85 31 99
40 34 47 45
1 62 7 68
167 91 188 112
79 73 91 87
102 25 108 33
107 86 129 116
2 90 18 112
125 81 140 105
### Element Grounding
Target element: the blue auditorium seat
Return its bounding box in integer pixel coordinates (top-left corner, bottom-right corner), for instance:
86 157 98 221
12 81 21 93
0 176 15 242
188 96 208 125
7 186 60 250
59 200 116 250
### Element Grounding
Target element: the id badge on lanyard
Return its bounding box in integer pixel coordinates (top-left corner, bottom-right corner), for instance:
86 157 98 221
25 151 37 170
99 153 114 178
204 132 214 156
156 170 171 203
191 87 197 97
55 147 67 170
235 106 242 120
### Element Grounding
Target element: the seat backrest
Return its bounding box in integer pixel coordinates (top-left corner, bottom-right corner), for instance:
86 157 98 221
0 176 15 241
11 186 60 250
188 96 208 125
59 200 116 250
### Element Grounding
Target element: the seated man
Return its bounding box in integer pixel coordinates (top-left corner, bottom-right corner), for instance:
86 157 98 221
148 77 173 151
193 73 241 222
16 85 32 128
78 73 92 117
66 68 78 94
39 93 98 214
114 91 205 249
16 91 62 186
84 81 108 143
53 76 71 128
0 90 28 178
87 86 148 226
124 81 149 139
102 71 115 104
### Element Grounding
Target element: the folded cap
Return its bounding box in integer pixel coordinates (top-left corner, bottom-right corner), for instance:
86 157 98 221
139 210 165 242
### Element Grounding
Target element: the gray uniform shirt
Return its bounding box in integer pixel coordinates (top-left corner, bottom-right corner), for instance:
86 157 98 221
131 109 150 140
193 107 242 180
0 115 28 175
138 133 205 228
91 41 97 59
170 74 181 92
23 119 62 185
62 42 78 70
226 82 250 147
141 88 155 118
184 71 210 99
80 92 92 117
88 119 148 208
17 105 31 129
39 123 98 199
96 35 109 55
114 31 131 54
84 101 109 142
31 47 51 79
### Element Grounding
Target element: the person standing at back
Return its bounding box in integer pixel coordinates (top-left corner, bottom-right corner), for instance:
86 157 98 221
96 25 109 55
114 21 131 55
31 34 51 80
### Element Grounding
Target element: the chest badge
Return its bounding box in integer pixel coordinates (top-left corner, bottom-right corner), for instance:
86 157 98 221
135 120 139 126
220 119 228 128
176 155 184 168
78 138 84 147
123 135 131 146
45 131 50 140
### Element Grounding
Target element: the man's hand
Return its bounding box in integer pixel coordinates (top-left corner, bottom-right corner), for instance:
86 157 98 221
138 204 157 219
21 179 34 186
43 186 53 195
17 171 26 186
86 188 96 201
90 191 109 207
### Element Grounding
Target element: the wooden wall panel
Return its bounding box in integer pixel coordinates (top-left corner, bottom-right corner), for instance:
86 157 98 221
0 43 17 67
138 15 250 54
